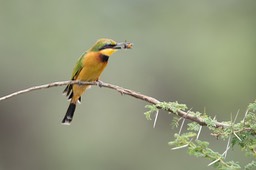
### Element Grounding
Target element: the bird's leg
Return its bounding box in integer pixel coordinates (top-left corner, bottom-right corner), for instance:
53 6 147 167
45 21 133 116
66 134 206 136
95 79 103 88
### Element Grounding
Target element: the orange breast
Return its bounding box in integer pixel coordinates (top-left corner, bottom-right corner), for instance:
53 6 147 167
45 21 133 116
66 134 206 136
76 51 108 81
71 52 108 102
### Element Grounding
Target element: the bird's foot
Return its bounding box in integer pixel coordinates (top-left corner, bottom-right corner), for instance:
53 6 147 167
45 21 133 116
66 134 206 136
96 80 103 88
77 80 85 86
77 80 83 86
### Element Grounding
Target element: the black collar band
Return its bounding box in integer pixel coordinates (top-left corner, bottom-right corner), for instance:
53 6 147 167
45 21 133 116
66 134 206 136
99 54 109 62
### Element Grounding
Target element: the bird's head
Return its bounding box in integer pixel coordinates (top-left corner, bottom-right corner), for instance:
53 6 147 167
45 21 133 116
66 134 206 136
89 38 132 56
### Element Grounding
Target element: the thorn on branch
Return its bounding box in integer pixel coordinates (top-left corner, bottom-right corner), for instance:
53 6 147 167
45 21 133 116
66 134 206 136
153 109 159 128
196 126 202 140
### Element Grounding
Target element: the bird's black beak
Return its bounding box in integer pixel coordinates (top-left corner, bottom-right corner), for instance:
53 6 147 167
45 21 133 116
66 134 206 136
114 42 133 49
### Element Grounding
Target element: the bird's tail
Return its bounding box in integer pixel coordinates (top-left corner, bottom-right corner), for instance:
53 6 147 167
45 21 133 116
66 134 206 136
62 103 76 125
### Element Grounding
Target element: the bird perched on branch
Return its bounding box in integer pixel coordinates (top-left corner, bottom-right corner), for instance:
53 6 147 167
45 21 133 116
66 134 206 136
62 38 133 125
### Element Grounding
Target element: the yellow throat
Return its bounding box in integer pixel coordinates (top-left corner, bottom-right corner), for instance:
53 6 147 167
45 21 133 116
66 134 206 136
100 48 117 56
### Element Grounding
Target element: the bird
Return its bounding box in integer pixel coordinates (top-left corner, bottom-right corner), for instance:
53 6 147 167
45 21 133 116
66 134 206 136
62 38 132 125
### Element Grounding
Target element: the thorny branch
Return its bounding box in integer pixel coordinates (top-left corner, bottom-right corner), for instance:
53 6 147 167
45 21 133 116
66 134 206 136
0 80 227 128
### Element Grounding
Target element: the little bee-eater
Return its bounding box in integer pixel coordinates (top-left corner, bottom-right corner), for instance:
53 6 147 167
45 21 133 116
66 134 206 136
62 38 132 125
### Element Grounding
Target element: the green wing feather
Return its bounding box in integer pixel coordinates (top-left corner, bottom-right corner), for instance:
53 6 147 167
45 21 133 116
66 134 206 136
71 53 85 79
63 52 86 100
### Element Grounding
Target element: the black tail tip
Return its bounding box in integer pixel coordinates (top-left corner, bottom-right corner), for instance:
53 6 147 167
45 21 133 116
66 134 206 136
62 103 76 125
62 117 72 125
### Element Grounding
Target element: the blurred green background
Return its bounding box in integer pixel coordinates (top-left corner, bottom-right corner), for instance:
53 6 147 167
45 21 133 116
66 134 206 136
0 0 256 169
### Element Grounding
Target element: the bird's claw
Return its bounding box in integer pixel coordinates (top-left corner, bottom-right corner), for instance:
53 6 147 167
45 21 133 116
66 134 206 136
77 80 83 86
96 80 103 88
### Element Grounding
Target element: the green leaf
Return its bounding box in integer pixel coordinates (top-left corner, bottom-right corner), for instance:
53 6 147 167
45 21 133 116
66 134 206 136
144 104 158 120
156 101 187 113
245 160 256 170
187 122 201 131
171 116 180 129
248 100 256 112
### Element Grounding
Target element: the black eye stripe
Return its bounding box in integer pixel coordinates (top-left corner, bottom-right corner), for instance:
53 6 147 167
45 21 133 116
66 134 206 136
99 44 116 50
